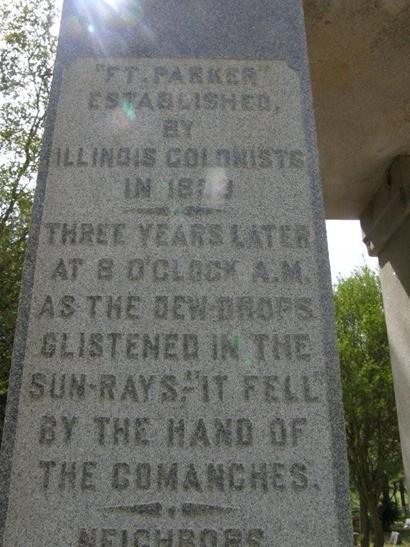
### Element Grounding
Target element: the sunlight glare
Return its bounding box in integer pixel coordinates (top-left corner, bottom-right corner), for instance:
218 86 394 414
70 0 148 42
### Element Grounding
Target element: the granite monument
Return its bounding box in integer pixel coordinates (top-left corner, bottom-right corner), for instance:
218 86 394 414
0 0 352 545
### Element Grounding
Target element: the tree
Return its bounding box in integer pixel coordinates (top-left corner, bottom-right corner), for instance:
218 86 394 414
334 267 403 547
0 0 57 435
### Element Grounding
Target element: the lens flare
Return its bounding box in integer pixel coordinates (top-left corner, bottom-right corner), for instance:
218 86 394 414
104 0 121 12
122 100 136 122
74 0 148 37
67 15 83 38
205 168 230 203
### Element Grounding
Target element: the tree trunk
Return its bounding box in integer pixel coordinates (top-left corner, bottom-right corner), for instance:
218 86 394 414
399 479 407 514
368 494 384 547
359 492 370 547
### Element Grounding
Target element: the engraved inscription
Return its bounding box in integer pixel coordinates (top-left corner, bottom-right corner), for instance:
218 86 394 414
2 57 342 546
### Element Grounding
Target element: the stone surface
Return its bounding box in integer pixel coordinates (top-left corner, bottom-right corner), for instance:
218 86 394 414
304 0 410 218
0 1 352 545
361 156 410 256
361 157 410 496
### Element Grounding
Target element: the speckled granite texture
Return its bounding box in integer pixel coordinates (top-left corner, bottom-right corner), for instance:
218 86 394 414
0 1 352 545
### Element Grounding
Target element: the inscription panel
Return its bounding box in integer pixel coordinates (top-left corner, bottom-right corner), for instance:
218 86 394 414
3 58 345 545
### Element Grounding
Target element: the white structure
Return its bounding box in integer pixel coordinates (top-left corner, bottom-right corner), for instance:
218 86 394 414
305 0 410 493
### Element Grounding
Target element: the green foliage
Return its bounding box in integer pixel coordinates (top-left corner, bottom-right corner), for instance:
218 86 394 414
335 267 401 480
334 267 403 545
0 0 57 406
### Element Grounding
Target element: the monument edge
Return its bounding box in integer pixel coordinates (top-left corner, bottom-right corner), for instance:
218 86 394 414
299 4 353 544
0 2 70 538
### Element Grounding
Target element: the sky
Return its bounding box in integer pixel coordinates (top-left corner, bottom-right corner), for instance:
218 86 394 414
325 220 379 284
